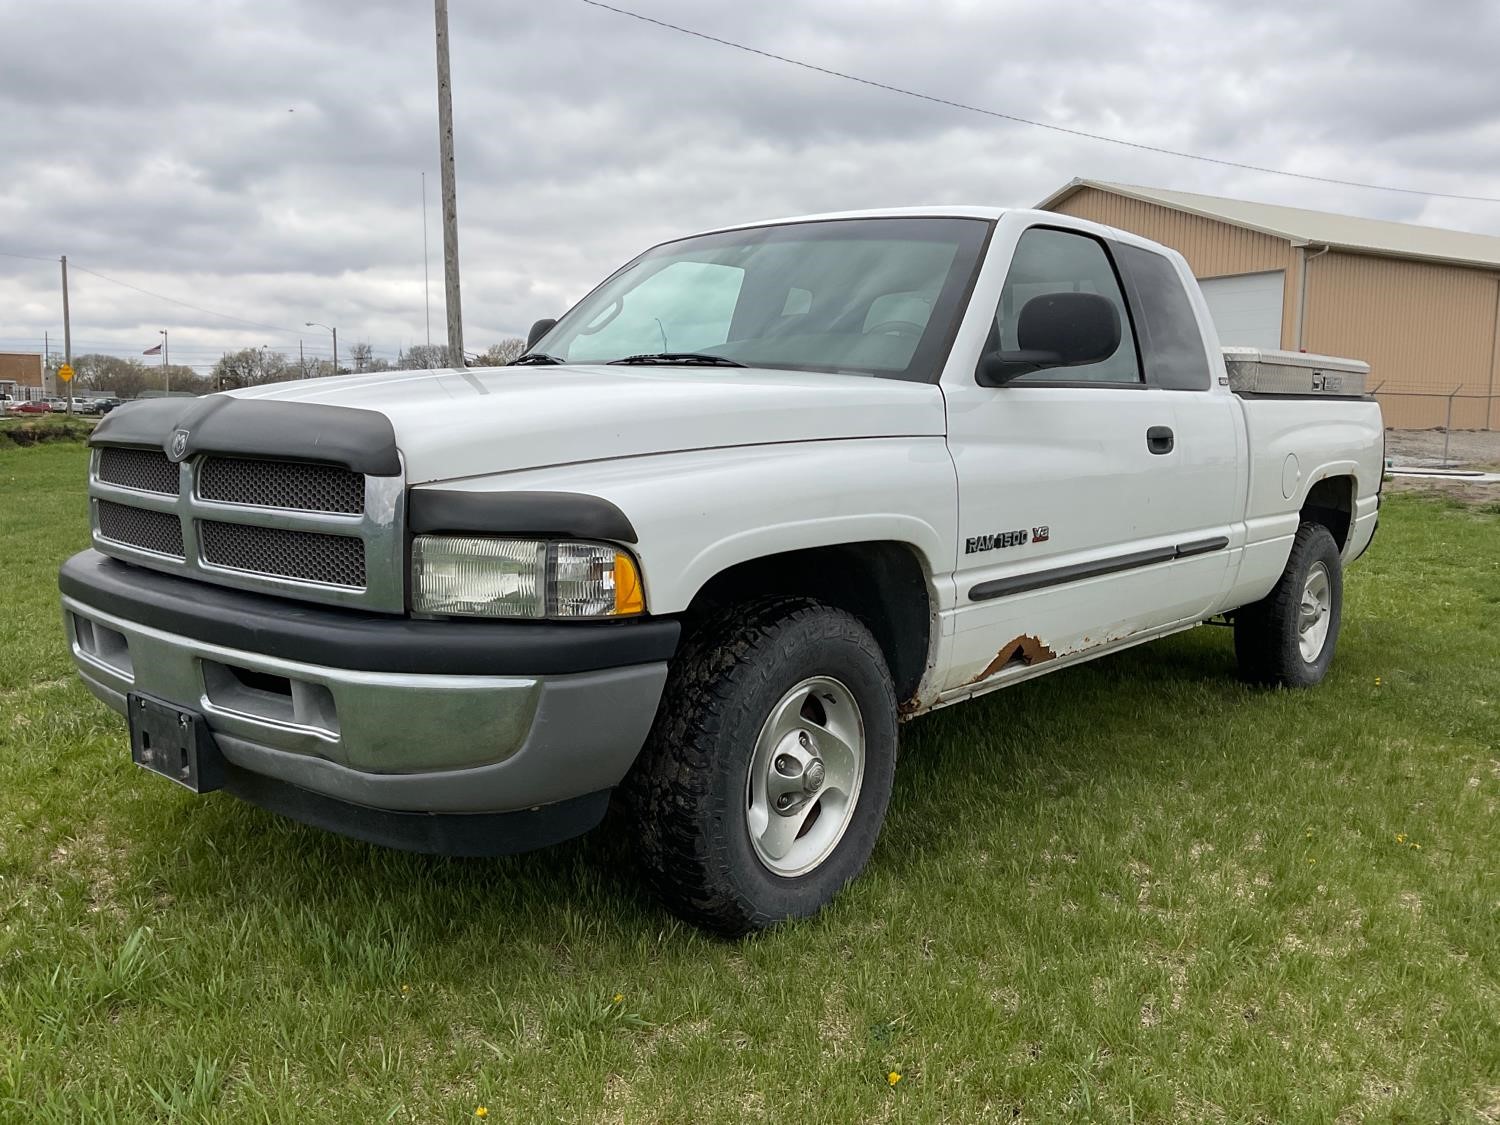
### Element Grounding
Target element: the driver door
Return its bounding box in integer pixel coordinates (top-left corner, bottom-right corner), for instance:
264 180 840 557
940 225 1231 694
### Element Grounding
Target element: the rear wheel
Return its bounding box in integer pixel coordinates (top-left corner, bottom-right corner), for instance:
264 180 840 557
627 597 897 936
1234 521 1343 687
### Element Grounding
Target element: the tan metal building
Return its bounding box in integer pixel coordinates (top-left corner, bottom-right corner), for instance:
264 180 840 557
1039 180 1500 429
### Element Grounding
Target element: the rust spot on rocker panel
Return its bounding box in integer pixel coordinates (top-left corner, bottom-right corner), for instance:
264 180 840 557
967 634 1057 685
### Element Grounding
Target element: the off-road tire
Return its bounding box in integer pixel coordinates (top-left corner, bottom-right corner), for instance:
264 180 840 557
626 597 898 936
1234 521 1343 687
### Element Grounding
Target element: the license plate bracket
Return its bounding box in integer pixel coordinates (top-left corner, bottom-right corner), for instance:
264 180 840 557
126 693 224 794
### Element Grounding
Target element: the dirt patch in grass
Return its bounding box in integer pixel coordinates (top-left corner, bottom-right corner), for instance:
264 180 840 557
0 416 96 447
1385 427 1500 467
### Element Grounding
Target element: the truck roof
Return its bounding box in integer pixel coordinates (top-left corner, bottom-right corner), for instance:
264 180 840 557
692 205 1011 237
686 205 1176 261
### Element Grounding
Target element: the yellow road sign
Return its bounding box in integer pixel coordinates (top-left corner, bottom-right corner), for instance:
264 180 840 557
58 363 75 383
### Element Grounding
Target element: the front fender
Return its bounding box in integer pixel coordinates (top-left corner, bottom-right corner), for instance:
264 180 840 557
417 438 959 614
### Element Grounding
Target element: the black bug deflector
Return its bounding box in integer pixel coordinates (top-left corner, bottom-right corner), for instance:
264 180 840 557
90 396 401 475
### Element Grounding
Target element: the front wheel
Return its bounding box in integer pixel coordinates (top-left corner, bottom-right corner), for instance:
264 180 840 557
626 598 897 936
1234 521 1344 687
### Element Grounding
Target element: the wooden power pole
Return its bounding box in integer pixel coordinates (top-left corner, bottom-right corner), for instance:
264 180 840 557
434 0 464 368
61 255 72 404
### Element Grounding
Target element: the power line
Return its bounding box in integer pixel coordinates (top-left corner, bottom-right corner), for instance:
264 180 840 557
65 264 304 335
3 252 346 340
578 0 1500 205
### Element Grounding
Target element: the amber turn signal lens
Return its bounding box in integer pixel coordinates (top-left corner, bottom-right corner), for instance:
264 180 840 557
613 552 645 616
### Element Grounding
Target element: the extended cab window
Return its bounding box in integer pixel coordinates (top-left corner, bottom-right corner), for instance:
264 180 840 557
1112 243 1212 390
989 228 1141 385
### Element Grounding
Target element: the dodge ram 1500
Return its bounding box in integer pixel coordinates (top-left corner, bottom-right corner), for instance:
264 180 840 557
61 207 1382 933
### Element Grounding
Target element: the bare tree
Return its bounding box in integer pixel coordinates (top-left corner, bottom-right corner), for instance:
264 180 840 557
348 341 374 372
471 337 527 366
212 348 296 390
398 343 454 370
62 354 210 398
346 344 392 373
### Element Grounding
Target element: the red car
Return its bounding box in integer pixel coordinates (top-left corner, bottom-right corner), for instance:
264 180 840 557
10 400 52 415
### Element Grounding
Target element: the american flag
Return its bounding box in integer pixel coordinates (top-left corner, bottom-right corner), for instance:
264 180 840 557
143 343 162 356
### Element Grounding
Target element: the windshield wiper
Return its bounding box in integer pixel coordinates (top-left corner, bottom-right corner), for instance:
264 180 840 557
512 352 563 365
606 352 746 367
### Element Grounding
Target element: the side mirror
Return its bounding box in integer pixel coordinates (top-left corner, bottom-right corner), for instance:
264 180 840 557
527 318 557 350
977 292 1121 386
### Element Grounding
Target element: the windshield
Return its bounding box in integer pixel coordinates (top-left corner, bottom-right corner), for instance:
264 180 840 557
531 217 992 381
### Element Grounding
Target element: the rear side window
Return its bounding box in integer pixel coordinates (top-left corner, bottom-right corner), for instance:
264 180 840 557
1112 244 1212 391
989 228 1141 385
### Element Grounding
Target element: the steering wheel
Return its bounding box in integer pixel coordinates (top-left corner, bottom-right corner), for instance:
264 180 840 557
864 320 925 337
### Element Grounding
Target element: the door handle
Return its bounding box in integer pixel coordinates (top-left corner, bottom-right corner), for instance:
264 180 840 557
1146 425 1175 455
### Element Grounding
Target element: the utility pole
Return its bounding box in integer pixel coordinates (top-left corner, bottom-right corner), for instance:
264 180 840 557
60 255 72 407
434 0 464 368
305 322 337 375
299 338 306 380
160 330 170 394
422 171 432 348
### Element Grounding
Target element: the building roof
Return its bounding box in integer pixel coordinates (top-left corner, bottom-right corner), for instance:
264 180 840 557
1038 179 1500 272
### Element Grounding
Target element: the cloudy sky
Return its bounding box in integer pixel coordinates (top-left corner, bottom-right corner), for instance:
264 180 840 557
2 0 1498 373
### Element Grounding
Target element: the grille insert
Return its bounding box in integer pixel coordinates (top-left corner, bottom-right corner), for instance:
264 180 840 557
97 501 184 558
198 457 365 515
97 447 180 495
199 521 366 587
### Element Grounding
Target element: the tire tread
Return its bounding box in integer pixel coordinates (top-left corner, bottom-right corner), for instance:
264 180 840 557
625 597 893 935
1234 521 1342 687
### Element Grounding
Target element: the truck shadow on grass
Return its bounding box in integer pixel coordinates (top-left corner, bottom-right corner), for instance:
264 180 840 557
125 621 1384 944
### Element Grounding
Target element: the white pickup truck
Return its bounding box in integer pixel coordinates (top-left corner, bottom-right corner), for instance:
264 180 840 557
61 207 1382 934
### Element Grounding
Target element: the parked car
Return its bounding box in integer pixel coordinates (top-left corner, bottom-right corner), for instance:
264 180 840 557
0 394 17 416
12 399 52 415
61 207 1383 934
94 398 124 415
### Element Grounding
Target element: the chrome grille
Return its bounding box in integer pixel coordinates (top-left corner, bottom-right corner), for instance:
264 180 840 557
199 521 366 587
96 500 185 558
198 456 365 515
98 447 180 495
88 443 402 611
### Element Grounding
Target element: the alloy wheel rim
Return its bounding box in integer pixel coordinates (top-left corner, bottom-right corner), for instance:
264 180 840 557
745 675 865 877
1298 561 1332 663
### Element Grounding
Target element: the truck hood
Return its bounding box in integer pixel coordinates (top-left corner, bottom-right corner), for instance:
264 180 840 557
228 365 947 482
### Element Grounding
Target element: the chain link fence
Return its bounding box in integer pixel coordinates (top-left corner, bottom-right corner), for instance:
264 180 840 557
1371 387 1497 435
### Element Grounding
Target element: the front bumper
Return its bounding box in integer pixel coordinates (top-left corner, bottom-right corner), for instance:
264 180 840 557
60 551 677 851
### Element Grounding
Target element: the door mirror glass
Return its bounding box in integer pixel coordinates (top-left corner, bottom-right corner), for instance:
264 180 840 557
527 318 557 350
978 292 1122 385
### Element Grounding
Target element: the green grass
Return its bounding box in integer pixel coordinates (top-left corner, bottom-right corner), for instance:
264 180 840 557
1 443 1496 1123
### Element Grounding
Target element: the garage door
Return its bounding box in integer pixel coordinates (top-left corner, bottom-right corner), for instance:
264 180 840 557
1199 271 1284 349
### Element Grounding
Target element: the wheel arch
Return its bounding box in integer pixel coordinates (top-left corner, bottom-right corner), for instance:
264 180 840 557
680 540 937 706
1300 472 1357 550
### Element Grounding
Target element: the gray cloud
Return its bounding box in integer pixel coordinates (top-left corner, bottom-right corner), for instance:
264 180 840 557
2 0 1497 369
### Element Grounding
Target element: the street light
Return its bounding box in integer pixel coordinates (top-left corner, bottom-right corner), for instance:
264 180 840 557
305 322 338 375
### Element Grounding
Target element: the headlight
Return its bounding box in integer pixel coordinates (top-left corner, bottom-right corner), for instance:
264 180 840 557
411 536 645 619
